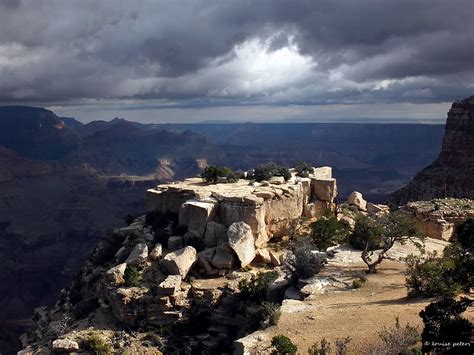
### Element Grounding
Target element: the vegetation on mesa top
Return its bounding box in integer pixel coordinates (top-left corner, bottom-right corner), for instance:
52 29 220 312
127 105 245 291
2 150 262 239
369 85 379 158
200 161 313 184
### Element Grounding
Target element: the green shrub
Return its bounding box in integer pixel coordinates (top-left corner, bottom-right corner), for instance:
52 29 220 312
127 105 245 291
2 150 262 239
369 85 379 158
255 302 281 329
285 245 326 280
420 297 473 354
310 216 349 250
405 218 474 298
238 271 279 302
271 335 297 355
294 161 314 178
348 215 384 250
85 334 113 355
249 163 291 182
201 165 239 183
123 265 141 287
404 252 461 298
352 279 366 289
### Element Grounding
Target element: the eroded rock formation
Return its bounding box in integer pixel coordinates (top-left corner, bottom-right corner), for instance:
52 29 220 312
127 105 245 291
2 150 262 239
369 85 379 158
146 167 337 250
389 96 474 205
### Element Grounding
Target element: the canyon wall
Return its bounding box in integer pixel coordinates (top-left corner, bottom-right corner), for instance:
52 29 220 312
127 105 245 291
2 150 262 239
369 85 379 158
389 96 474 205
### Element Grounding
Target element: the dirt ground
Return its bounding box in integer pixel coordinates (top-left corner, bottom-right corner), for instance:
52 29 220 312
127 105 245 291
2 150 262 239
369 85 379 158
262 239 473 354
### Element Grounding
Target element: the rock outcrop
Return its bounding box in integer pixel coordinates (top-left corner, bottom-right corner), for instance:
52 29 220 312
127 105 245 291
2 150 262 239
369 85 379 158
146 167 337 250
389 96 474 205
402 198 474 240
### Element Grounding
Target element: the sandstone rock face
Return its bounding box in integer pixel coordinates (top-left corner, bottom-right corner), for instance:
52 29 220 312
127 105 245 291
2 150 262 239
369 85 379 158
149 244 163 260
157 275 182 295
234 331 270 355
227 222 256 267
311 178 337 202
125 243 148 265
161 246 198 278
390 96 474 205
367 202 389 215
52 339 79 352
197 247 216 273
106 263 127 284
338 215 355 230
204 221 228 247
179 200 218 236
147 167 337 252
402 198 474 240
211 243 235 269
347 191 367 211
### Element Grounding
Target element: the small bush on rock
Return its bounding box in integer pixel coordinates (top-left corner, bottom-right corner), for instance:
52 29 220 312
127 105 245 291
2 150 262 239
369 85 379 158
201 165 239 184
294 161 314 178
285 245 326 281
271 335 297 355
85 334 113 355
123 265 141 287
249 163 291 182
252 302 281 329
238 271 279 302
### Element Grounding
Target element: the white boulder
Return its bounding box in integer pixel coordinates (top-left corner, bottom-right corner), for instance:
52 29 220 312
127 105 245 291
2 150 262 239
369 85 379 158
204 221 228 247
227 222 256 267
52 339 79 352
125 243 148 265
347 191 367 211
106 263 127 284
161 246 198 278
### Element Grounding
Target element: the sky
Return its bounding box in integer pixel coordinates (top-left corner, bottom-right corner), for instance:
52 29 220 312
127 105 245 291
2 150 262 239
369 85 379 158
0 0 473 123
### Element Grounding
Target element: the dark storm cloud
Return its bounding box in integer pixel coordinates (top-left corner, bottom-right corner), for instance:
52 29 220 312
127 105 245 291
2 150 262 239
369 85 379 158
0 0 472 108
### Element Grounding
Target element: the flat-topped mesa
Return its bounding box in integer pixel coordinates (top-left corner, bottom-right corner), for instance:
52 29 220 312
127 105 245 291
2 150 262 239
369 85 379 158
146 166 337 248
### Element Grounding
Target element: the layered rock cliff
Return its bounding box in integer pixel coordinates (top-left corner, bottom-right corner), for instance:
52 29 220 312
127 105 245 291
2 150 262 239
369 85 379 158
389 96 474 205
19 168 338 354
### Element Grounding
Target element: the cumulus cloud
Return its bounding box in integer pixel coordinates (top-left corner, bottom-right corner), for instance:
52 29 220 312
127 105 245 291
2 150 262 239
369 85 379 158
0 0 472 118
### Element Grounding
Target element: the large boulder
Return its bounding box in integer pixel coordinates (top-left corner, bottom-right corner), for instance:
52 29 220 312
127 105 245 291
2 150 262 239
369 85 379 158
234 332 270 355
52 339 79 352
367 202 390 215
106 263 127 284
311 178 337 202
149 243 163 260
197 247 216 273
157 275 182 295
179 200 218 236
211 243 235 269
204 221 228 247
125 243 148 265
347 191 367 211
161 246 198 278
227 222 256 267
